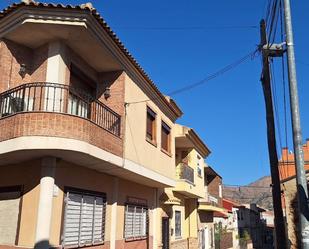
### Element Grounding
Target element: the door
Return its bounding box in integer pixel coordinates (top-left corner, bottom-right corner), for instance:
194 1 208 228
204 227 209 249
162 217 169 249
0 186 21 245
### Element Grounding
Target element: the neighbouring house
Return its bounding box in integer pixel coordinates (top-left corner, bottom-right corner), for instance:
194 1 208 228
159 124 211 249
0 1 184 249
237 204 273 249
213 198 240 249
198 166 226 249
278 140 309 249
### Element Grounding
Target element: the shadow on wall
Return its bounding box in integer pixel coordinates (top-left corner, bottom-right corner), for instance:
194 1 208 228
291 191 300 248
34 240 50 249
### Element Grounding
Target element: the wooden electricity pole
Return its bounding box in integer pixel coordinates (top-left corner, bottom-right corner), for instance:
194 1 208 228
259 19 287 249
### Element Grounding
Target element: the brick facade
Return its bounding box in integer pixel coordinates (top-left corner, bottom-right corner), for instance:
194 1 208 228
171 239 188 249
0 39 48 92
208 175 222 206
115 237 153 249
0 39 125 157
0 112 122 156
219 232 233 249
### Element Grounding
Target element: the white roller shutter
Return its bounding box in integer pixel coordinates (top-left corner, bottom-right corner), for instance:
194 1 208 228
63 190 106 247
124 205 148 240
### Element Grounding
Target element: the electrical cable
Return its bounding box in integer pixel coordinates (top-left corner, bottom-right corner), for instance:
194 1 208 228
280 0 290 181
126 48 259 105
113 25 259 31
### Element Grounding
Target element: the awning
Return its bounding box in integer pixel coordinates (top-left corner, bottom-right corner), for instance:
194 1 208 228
213 210 229 218
160 190 181 205
198 204 227 213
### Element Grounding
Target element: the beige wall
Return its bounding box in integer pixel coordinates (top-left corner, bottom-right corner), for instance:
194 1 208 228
0 160 41 247
51 160 115 246
124 74 176 180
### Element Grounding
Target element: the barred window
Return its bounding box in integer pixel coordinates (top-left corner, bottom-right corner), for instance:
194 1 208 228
63 189 106 247
124 205 148 239
175 211 181 238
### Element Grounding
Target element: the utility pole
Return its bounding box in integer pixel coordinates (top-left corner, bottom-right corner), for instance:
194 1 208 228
283 0 309 247
259 19 287 249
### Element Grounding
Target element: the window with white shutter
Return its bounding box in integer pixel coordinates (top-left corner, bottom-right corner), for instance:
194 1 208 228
63 189 106 248
124 205 148 240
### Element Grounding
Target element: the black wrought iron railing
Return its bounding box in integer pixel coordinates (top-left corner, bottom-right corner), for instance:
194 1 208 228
177 163 194 184
0 82 121 136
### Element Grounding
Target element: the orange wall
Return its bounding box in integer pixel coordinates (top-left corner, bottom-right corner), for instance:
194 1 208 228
279 140 309 181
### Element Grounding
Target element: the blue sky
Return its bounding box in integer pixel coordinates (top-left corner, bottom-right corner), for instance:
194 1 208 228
1 0 308 185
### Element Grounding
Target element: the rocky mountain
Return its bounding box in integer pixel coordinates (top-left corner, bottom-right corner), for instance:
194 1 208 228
223 176 273 210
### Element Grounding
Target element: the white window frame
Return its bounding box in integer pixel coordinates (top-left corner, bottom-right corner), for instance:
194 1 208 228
62 188 106 248
124 204 148 240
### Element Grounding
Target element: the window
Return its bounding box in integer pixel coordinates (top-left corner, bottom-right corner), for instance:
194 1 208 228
146 107 156 143
197 155 202 177
63 189 106 247
124 205 148 240
68 65 95 119
161 121 171 153
175 211 181 238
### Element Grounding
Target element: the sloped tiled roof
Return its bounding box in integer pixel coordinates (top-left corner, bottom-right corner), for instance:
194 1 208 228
0 1 183 118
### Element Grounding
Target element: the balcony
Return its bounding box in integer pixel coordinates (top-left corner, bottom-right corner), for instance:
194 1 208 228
0 82 121 136
198 193 225 212
176 163 194 184
0 82 122 157
174 163 204 198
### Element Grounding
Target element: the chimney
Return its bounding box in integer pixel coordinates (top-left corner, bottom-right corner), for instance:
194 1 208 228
281 147 289 161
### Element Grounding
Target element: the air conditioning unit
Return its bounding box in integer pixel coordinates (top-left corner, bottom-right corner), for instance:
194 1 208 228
0 96 25 117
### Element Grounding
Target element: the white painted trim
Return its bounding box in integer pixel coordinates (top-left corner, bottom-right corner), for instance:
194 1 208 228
0 136 175 187
110 177 118 249
152 188 158 249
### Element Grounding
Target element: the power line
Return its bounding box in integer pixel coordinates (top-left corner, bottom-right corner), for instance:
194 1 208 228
126 48 259 105
113 25 258 31
224 184 271 189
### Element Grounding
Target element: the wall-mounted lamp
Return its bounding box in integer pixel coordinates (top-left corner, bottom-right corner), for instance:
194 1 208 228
19 64 27 78
104 87 111 99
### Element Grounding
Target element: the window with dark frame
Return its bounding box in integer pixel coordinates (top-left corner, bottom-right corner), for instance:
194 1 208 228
68 64 96 119
124 204 148 240
161 121 171 153
175 210 181 238
146 107 156 143
62 189 106 248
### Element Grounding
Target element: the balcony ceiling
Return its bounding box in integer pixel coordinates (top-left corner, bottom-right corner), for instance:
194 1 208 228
0 136 173 188
5 22 122 72
175 136 194 149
